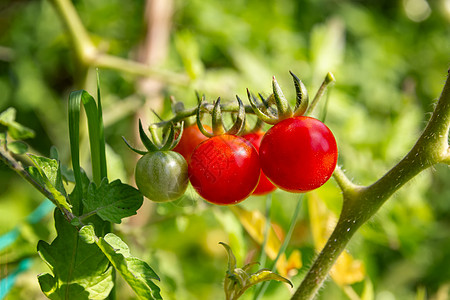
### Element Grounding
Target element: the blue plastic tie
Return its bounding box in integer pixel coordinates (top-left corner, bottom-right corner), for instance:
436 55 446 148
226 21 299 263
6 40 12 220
0 199 54 299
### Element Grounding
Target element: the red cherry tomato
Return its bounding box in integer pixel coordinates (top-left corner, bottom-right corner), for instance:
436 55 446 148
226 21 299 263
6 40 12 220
173 125 211 163
242 131 277 195
189 134 260 205
259 116 338 193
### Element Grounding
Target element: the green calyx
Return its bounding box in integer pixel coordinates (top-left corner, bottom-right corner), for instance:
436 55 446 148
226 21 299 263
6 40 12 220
247 71 335 124
247 71 309 124
291 71 309 117
196 95 246 137
123 120 184 155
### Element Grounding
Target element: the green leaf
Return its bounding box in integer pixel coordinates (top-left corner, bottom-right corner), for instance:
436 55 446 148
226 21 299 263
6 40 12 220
68 89 84 212
68 90 107 189
28 154 66 196
220 242 237 271
248 269 293 288
0 108 24 136
79 225 97 244
37 273 59 298
37 210 113 300
100 234 162 300
61 165 76 183
0 107 35 140
81 225 162 300
50 146 59 160
7 140 28 154
27 154 71 212
83 178 143 224
96 72 108 183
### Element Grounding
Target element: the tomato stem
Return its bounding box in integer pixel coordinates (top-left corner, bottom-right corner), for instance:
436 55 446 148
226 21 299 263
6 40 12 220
0 146 76 223
305 72 335 117
155 101 256 129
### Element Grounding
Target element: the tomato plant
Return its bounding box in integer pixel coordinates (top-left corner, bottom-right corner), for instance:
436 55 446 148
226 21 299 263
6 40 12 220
259 116 338 193
173 124 210 163
3 1 450 299
188 134 260 205
135 151 189 202
242 130 277 195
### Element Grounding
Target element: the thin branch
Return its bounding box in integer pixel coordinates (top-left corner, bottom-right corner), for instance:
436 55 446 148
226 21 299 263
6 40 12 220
50 0 188 86
50 0 96 65
0 147 75 223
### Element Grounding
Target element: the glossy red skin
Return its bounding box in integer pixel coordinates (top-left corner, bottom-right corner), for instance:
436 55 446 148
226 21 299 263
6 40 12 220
259 116 338 193
242 131 277 195
173 125 211 163
189 134 260 205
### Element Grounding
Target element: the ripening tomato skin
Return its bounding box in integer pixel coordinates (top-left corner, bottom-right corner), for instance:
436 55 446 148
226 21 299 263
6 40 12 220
259 116 338 193
189 134 260 205
242 131 277 195
173 125 211 163
135 151 189 202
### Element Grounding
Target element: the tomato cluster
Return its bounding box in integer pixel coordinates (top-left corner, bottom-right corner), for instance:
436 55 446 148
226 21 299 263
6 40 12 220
132 117 337 205
171 117 337 205
129 73 339 205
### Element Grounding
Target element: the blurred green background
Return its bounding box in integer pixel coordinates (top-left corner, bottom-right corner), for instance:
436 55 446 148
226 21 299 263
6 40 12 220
1 0 449 299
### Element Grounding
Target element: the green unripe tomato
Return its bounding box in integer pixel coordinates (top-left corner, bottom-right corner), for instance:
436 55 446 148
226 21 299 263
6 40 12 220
135 151 189 202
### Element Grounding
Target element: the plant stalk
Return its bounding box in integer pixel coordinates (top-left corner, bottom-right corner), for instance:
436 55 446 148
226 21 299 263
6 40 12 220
50 0 96 66
291 68 450 300
153 103 256 128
